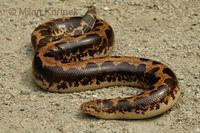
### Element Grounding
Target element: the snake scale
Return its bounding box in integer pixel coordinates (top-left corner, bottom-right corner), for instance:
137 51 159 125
31 6 181 119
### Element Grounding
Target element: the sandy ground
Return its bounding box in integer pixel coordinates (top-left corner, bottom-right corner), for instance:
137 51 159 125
0 0 200 132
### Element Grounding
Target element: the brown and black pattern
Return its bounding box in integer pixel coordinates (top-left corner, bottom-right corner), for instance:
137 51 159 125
31 6 180 119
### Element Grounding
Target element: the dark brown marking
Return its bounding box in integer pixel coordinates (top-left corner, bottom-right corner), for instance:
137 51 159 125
163 67 177 80
95 22 104 27
145 67 160 86
148 86 155 90
115 100 133 113
38 38 51 49
164 78 176 90
39 30 51 36
31 35 37 47
148 67 159 74
102 100 113 109
105 29 113 39
57 82 68 90
136 64 146 73
139 58 149 62
152 60 161 65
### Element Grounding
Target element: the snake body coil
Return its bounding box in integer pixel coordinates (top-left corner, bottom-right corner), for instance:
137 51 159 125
31 7 180 119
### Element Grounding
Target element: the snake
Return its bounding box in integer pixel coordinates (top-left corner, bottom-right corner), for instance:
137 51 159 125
31 6 181 119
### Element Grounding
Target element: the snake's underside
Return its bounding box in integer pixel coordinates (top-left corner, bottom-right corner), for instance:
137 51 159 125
31 6 180 119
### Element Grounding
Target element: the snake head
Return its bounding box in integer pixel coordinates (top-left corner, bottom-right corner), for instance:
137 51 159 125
80 99 117 119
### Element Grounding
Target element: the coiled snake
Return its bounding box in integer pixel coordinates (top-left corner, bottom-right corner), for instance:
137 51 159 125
31 6 181 119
